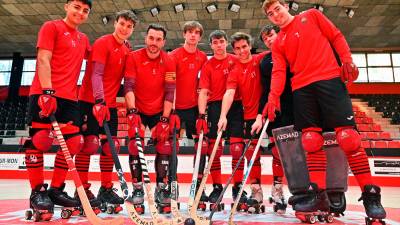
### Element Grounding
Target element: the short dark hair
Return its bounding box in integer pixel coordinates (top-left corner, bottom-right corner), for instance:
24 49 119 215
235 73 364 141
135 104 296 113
183 21 204 37
259 25 280 42
66 0 92 9
230 32 252 48
147 23 167 39
209 30 227 43
115 10 139 26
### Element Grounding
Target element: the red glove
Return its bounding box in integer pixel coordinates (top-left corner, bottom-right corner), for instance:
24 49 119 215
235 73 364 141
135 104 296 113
127 108 142 138
38 89 57 118
196 114 208 135
340 62 359 86
262 95 280 122
92 100 110 127
169 111 181 131
153 116 170 143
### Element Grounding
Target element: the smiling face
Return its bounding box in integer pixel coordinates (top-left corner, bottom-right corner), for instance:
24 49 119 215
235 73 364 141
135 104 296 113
233 39 251 62
64 0 90 28
145 28 165 55
261 29 278 49
264 1 291 28
113 17 134 42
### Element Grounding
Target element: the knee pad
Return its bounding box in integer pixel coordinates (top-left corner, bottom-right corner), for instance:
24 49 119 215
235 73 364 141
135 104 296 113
155 154 170 181
335 127 361 153
155 139 176 155
230 139 244 160
60 123 80 135
128 139 143 156
65 134 84 155
301 128 324 153
30 129 53 152
195 137 208 155
101 138 120 156
81 135 100 155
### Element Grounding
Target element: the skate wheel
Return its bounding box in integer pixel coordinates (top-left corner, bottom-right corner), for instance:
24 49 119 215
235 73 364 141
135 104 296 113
94 208 101 215
114 205 123 214
260 205 265 213
221 203 225 210
41 212 52 221
25 210 33 220
61 209 72 219
72 208 81 216
269 197 273 204
325 214 334 223
308 215 316 224
100 204 106 212
33 212 41 222
106 206 114 214
317 215 324 222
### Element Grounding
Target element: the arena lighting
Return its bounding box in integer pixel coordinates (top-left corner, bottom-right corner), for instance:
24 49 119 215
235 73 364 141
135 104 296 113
102 16 109 25
150 6 160 17
228 2 240 13
206 4 217 14
174 3 185 13
346 8 355 18
289 1 299 11
314 4 324 12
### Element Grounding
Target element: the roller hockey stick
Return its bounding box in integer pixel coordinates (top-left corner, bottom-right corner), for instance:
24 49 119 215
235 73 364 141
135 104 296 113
188 131 223 225
208 134 256 223
228 120 269 225
103 121 156 225
187 131 204 212
49 115 124 225
135 127 173 225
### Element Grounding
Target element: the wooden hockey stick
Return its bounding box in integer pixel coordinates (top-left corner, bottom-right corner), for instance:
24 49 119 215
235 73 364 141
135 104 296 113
49 115 124 225
228 120 269 225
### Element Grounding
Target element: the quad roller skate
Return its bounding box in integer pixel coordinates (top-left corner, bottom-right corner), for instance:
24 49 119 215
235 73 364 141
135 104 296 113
247 183 265 214
155 182 171 214
293 185 333 224
209 184 225 211
131 182 145 214
25 184 54 222
48 183 82 219
195 180 208 211
359 185 386 225
327 191 346 217
269 182 287 214
74 183 101 216
231 183 248 212
97 183 124 214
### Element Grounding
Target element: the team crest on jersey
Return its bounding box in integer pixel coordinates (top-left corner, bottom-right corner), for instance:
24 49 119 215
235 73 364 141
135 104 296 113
223 68 229 75
301 17 307 23
189 63 195 69
26 154 37 164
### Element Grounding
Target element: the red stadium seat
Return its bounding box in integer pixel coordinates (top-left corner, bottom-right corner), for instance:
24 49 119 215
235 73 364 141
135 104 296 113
379 132 391 140
371 141 388 148
364 117 373 124
371 124 382 132
357 124 371 132
366 132 379 139
355 111 366 118
359 132 368 139
355 117 363 124
387 141 400 148
361 140 371 148
117 131 128 138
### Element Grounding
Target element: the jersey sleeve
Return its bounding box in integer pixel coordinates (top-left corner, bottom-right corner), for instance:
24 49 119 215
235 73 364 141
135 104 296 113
270 40 287 99
91 38 108 65
37 21 57 51
310 9 352 63
199 62 211 90
124 52 137 79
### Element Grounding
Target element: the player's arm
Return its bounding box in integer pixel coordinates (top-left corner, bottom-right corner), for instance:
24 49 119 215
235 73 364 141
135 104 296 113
163 57 176 118
37 49 53 89
124 54 137 110
217 89 235 132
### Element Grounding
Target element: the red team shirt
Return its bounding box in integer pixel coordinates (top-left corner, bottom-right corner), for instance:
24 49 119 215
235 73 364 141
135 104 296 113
227 53 267 120
125 48 176 115
199 54 240 102
79 34 130 108
271 9 352 97
169 47 207 110
30 20 90 101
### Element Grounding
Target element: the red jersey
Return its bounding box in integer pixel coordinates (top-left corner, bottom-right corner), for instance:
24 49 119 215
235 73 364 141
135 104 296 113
199 54 240 102
271 9 352 97
30 19 90 101
79 34 130 108
227 53 266 120
169 47 207 110
125 48 176 115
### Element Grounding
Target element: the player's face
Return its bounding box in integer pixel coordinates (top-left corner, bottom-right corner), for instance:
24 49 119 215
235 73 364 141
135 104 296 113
265 2 290 27
261 30 278 49
145 29 165 54
64 0 90 27
183 28 202 45
233 39 251 62
210 37 227 56
114 18 135 41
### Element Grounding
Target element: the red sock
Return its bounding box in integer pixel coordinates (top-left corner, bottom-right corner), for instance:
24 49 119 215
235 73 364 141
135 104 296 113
208 139 222 184
306 149 327 189
75 153 91 184
51 150 69 188
232 157 244 184
100 154 114 187
25 149 44 189
248 144 261 184
345 147 373 192
271 145 284 177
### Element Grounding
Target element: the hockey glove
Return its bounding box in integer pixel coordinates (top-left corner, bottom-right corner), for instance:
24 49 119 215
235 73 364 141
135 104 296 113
196 113 208 135
154 116 170 143
92 99 110 127
340 62 359 86
38 89 57 118
262 94 280 122
169 110 181 131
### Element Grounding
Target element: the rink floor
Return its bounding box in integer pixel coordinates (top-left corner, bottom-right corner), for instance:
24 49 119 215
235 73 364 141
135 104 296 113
0 180 399 225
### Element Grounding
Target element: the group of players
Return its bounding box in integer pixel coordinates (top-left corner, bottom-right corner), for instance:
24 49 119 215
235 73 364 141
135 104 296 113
23 0 386 223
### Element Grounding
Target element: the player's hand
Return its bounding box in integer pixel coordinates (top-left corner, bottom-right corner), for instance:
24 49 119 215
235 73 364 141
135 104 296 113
196 114 208 135
153 116 170 143
340 62 359 86
169 111 181 132
217 116 227 133
262 95 280 122
127 108 141 132
38 89 57 118
92 100 110 127
251 115 263 135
